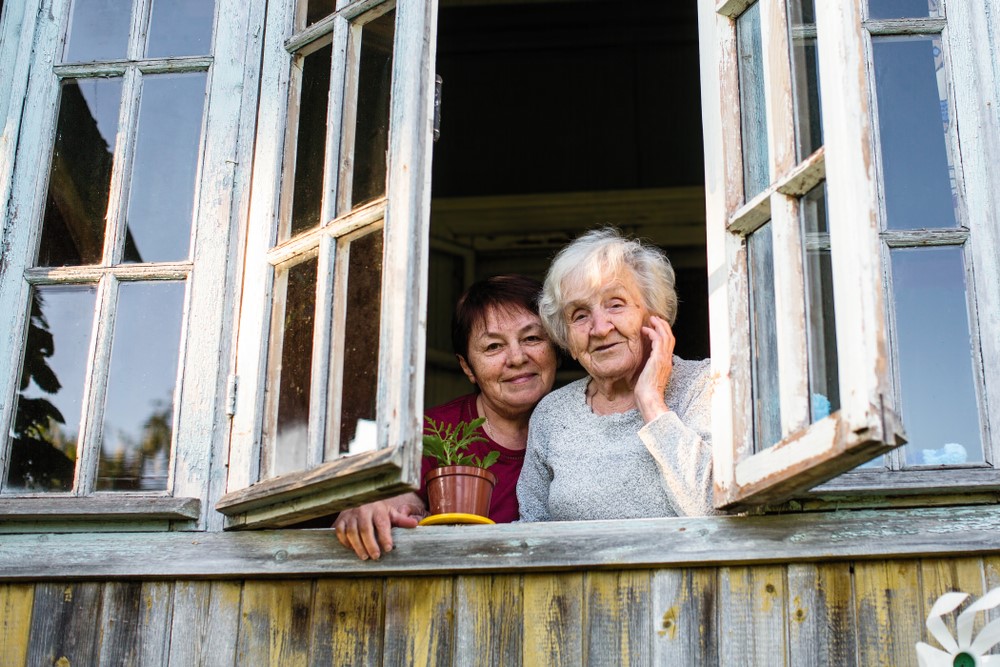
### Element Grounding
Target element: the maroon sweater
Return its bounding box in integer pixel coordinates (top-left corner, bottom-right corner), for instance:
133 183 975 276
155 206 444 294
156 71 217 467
419 393 524 523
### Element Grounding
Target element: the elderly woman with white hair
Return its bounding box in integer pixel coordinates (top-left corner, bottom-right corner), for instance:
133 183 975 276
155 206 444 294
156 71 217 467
517 227 718 521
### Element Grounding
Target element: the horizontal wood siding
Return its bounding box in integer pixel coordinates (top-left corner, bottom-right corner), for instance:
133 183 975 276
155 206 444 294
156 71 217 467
6 556 1000 666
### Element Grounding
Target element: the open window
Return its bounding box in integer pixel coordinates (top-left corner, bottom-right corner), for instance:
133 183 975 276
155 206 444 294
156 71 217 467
217 0 438 528
703 0 1000 509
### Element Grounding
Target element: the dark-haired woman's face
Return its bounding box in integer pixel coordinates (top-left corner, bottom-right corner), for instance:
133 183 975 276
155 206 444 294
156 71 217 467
458 306 557 419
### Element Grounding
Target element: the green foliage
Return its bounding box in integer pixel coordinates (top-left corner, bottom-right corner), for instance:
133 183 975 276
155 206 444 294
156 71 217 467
422 416 500 470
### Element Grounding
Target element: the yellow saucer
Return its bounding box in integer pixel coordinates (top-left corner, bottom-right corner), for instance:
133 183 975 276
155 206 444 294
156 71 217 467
418 512 495 526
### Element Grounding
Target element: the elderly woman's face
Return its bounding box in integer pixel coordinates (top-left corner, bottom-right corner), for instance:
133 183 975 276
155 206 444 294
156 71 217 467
459 306 557 418
562 269 650 383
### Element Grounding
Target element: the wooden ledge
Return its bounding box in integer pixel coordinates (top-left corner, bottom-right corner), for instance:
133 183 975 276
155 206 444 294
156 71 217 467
1 506 999 580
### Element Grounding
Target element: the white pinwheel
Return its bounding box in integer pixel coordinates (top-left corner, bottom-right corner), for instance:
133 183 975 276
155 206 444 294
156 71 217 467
917 588 1000 666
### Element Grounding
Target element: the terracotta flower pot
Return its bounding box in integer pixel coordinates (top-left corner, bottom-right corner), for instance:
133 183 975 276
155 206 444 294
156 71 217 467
424 465 497 518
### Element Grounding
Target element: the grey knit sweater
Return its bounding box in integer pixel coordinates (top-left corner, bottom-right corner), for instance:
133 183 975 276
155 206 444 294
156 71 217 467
517 356 718 521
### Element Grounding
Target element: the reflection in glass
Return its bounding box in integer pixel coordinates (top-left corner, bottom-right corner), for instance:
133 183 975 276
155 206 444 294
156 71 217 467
7 286 96 492
873 36 958 230
748 222 782 450
123 73 207 264
350 10 395 208
63 0 131 63
287 43 332 239
737 3 769 200
338 229 383 454
892 247 983 467
305 0 335 27
787 0 823 159
800 184 839 423
147 0 215 58
270 257 318 476
38 78 123 267
868 0 940 20
98 282 184 490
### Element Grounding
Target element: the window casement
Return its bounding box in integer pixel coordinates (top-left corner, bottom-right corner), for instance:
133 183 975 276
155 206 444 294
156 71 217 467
703 0 1000 509
0 0 251 525
216 0 438 528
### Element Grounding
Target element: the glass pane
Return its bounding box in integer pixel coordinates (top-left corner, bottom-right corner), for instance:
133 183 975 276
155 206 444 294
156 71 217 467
891 247 983 466
6 286 96 492
350 10 395 209
868 0 941 20
787 0 823 159
270 257 318 476
98 281 184 490
39 78 123 267
287 43 332 239
748 221 782 450
123 73 207 264
305 0 335 27
873 36 958 230
146 0 215 58
338 228 383 455
63 0 131 63
800 183 839 422
737 2 769 199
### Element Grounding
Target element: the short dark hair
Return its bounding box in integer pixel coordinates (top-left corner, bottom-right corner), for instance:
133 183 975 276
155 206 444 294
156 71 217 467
451 274 544 359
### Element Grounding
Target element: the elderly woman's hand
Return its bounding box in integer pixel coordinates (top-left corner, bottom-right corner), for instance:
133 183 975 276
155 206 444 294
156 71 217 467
634 315 675 423
333 493 427 560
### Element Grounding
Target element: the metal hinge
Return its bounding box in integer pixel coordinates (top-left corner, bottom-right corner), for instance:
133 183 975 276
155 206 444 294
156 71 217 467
225 374 238 417
433 74 443 142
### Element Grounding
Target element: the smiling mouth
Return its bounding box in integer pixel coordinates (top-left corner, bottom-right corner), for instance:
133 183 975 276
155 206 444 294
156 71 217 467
505 373 537 383
592 342 621 353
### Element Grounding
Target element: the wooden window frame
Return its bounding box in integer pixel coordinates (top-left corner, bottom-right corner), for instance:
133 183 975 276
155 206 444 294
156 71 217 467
0 0 255 527
217 0 438 529
703 0 907 510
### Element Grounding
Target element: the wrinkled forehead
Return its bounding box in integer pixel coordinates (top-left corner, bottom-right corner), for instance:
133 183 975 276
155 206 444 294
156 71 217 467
472 303 542 337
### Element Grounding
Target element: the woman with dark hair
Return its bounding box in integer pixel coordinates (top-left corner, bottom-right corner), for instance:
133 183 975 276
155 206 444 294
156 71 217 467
334 275 557 560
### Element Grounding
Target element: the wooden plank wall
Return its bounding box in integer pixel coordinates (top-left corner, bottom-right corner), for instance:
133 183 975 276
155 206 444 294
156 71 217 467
2 556 998 666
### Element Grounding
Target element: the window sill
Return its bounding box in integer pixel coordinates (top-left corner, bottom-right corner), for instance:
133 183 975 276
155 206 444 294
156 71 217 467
0 496 200 526
0 505 998 580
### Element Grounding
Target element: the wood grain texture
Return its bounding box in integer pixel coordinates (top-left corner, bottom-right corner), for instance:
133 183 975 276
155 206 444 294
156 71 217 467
383 577 454 665
0 584 33 667
96 581 144 666
584 570 652 667
919 558 987 646
309 577 384 667
135 581 173 667
522 573 583 667
718 565 787 666
24 583 103 667
651 568 718 666
453 575 522 667
786 562 857 667
854 560 922 667
236 580 313 666
167 581 242 666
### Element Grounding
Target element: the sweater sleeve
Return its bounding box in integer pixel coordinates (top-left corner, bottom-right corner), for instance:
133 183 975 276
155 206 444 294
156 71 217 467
637 369 720 517
515 408 553 523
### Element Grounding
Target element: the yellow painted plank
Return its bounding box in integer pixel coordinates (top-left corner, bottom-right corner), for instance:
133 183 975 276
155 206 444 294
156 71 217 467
854 560 922 667
383 577 453 665
651 568 718 665
786 562 856 667
584 570 652 666
523 573 583 667
919 557 987 648
236 580 313 666
0 584 34 667
310 578 383 666
718 565 787 666
454 574 522 666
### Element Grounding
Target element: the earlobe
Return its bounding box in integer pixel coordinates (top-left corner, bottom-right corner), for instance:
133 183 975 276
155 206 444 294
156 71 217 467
457 355 477 384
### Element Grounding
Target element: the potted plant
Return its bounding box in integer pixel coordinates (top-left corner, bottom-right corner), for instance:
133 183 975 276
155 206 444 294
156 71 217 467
422 416 500 520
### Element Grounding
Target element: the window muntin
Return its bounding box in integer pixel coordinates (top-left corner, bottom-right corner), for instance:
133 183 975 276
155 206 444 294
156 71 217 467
220 0 435 528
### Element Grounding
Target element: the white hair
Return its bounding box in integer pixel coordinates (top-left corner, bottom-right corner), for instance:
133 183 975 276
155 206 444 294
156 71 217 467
539 227 678 350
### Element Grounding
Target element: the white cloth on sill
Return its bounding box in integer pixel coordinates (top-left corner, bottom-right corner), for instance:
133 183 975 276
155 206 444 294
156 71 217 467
517 356 720 522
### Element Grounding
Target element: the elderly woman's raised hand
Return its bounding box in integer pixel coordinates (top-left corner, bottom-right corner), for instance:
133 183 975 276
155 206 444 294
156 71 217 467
634 315 675 424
